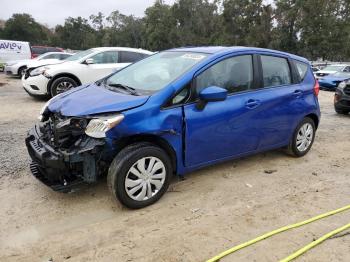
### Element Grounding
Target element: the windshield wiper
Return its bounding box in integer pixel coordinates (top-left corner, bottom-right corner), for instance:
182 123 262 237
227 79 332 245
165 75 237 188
107 83 140 95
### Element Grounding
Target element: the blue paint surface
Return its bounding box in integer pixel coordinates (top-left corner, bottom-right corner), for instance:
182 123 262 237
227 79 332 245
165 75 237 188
46 47 320 175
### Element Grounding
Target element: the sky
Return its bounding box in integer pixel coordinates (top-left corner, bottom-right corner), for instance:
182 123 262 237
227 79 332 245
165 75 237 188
0 0 176 27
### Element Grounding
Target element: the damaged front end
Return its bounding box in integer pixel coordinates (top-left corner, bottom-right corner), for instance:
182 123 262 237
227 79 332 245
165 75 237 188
25 113 109 192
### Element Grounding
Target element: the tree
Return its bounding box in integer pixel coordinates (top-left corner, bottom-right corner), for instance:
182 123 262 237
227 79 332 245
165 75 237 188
271 0 302 54
52 17 96 50
298 0 349 61
171 0 221 45
222 0 273 47
105 11 144 48
2 13 50 44
144 0 179 51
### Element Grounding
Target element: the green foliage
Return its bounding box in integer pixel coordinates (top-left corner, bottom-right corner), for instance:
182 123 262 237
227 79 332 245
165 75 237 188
222 0 273 47
143 1 178 50
2 13 49 44
1 0 350 60
51 17 97 50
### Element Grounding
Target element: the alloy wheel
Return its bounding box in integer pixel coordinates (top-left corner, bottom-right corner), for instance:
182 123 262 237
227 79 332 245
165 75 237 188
56 81 74 94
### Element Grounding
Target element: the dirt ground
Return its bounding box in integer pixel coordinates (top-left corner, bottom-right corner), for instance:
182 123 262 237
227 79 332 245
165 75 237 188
0 73 349 262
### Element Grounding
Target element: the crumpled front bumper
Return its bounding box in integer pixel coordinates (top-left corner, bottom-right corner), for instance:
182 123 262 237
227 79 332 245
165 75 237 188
25 124 105 192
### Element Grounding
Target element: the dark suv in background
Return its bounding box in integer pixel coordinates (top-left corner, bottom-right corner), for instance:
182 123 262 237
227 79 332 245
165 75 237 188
334 81 350 114
31 46 64 58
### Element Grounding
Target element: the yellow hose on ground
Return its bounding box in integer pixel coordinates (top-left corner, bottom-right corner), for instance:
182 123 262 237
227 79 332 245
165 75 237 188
206 204 350 262
280 222 350 262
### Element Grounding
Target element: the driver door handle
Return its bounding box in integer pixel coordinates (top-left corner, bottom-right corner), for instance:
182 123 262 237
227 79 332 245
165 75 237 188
245 99 261 109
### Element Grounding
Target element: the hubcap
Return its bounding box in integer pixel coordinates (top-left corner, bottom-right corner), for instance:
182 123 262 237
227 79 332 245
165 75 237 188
296 123 313 152
56 81 74 94
125 157 166 201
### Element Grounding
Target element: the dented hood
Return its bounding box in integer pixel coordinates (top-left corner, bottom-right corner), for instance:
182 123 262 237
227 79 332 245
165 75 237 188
48 84 149 116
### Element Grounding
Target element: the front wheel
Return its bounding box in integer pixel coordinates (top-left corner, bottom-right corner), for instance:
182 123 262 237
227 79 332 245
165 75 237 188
18 66 27 77
50 77 78 97
287 117 316 157
107 143 172 209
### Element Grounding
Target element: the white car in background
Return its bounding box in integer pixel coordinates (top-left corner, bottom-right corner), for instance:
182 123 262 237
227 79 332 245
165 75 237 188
314 64 350 79
22 47 153 97
5 52 72 77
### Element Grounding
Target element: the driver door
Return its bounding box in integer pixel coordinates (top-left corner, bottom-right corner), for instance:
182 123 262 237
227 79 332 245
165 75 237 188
183 54 261 167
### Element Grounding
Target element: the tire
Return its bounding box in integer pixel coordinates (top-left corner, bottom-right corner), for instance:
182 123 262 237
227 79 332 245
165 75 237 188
17 66 26 77
107 143 172 209
335 107 349 115
287 117 316 157
50 77 78 97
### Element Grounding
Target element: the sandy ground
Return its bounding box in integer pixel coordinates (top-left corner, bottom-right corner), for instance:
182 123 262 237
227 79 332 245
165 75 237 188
0 73 349 262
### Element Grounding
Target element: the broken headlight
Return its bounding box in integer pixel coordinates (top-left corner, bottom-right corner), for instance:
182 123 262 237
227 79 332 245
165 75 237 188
85 114 124 138
38 99 53 121
30 66 46 77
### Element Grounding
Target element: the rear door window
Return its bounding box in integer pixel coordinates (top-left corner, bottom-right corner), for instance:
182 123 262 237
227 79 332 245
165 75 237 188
261 55 291 88
119 51 145 63
60 54 71 60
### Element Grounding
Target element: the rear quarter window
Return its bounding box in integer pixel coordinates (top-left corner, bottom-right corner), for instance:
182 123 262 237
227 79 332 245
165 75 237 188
294 61 309 81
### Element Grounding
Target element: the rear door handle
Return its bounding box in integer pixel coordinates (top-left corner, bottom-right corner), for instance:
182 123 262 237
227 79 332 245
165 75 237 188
293 89 303 97
245 99 260 109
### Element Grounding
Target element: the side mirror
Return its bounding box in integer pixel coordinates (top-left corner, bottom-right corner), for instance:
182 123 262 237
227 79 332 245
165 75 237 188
197 86 227 110
84 58 94 65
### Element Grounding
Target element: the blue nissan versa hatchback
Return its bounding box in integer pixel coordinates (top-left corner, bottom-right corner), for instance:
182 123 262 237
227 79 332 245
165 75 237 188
26 47 321 208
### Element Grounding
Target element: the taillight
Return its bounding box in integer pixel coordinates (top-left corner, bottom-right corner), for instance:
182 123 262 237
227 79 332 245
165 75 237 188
314 79 320 97
334 94 339 103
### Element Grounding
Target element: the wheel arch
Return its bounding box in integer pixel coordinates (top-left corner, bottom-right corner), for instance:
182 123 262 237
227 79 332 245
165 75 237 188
17 65 27 75
47 73 82 94
305 113 319 129
116 134 178 174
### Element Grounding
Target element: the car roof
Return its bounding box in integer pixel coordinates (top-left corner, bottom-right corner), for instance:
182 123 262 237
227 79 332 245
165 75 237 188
42 52 72 55
325 64 349 67
91 47 153 54
167 46 309 63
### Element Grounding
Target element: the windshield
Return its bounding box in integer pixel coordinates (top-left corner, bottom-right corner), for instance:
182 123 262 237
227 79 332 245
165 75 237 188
332 72 350 78
322 65 345 71
105 51 208 92
65 49 94 61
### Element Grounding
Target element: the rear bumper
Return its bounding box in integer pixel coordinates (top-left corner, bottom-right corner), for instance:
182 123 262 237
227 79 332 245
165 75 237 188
4 65 17 75
25 124 105 192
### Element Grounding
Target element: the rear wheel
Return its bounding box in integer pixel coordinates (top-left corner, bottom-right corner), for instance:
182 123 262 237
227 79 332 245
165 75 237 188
287 117 316 157
107 143 172 209
50 77 78 97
